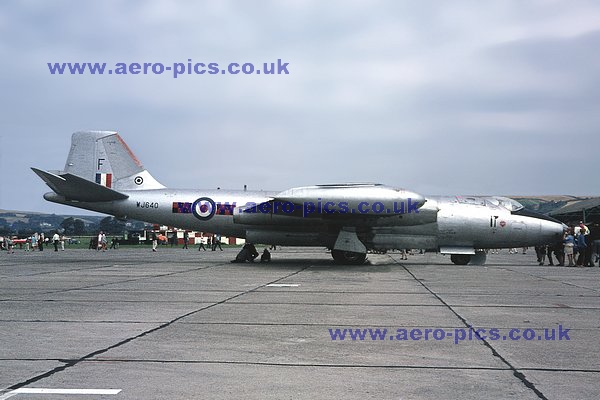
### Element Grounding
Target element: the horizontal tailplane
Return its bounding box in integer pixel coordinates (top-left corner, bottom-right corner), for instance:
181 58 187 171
31 168 129 202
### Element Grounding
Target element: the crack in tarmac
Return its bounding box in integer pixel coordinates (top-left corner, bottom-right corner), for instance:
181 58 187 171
390 255 549 400
2 263 310 392
2 255 596 397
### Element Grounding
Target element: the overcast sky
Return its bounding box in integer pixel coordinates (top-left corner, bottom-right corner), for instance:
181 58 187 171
1 0 600 215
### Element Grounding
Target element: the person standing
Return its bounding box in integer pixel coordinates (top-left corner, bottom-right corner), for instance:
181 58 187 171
183 231 189 249
31 232 40 251
31 233 38 251
6 237 14 254
102 232 108 251
554 240 565 266
564 229 575 267
213 234 223 251
546 244 555 266
152 231 158 252
399 249 408 260
575 229 587 267
39 233 44 251
60 234 66 251
581 223 593 267
52 232 60 251
534 245 546 265
198 235 207 251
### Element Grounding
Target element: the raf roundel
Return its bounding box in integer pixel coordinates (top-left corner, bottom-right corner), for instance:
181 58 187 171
192 197 216 221
134 176 144 185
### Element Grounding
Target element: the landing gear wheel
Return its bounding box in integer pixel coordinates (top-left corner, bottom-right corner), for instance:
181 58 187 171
450 254 471 265
470 251 487 265
331 249 367 265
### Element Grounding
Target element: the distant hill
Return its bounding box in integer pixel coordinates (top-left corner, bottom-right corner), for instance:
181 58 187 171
511 196 598 216
0 210 148 235
0 209 104 225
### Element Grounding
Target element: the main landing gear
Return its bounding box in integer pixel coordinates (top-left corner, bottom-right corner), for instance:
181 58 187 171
331 249 367 265
450 251 487 265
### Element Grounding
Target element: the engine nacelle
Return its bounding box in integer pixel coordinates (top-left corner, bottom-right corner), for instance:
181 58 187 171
232 204 316 226
275 183 426 215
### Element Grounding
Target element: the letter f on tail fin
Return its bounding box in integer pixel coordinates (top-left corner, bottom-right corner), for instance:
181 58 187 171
32 131 164 203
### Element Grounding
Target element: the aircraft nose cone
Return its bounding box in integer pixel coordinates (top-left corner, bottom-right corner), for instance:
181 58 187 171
541 219 565 243
397 189 426 210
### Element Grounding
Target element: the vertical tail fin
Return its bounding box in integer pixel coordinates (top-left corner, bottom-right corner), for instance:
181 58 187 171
64 131 164 191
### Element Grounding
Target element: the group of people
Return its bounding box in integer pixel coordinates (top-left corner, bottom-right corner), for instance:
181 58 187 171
535 222 597 267
93 231 108 251
149 230 273 262
88 232 119 251
0 236 18 253
149 231 224 252
196 234 223 251
231 243 271 263
0 232 66 253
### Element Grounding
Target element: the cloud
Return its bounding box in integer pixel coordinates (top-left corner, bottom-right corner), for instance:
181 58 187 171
1 0 600 213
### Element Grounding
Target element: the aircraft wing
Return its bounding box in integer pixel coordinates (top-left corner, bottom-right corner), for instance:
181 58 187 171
31 168 129 202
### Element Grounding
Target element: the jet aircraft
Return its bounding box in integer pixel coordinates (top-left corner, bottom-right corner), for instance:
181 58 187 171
32 131 564 265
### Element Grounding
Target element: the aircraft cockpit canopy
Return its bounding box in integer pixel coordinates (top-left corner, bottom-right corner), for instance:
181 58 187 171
485 196 525 212
456 196 524 212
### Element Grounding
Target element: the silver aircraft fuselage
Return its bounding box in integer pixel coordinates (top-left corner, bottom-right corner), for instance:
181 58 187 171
44 188 564 253
34 131 565 265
